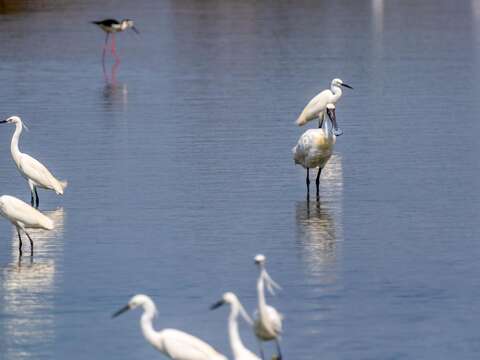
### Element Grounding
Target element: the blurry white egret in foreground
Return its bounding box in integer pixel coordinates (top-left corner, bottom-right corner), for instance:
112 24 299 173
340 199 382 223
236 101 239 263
0 195 54 256
0 116 67 208
253 255 283 360
211 292 260 360
113 294 227 360
296 78 352 132
293 104 337 196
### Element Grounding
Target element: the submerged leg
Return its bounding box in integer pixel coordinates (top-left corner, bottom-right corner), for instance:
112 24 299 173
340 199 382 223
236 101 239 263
34 187 39 209
24 230 34 256
102 33 109 64
316 167 322 195
257 340 265 360
275 339 283 360
17 227 23 257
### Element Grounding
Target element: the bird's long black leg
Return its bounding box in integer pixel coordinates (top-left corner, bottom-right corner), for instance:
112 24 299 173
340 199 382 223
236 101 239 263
257 340 265 360
34 187 39 209
17 227 23 257
316 167 322 196
275 339 283 360
318 112 325 128
24 230 34 256
306 168 310 196
30 190 35 207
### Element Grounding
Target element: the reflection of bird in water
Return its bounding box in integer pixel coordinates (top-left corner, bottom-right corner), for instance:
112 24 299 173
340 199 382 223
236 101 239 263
91 19 139 64
295 154 342 277
1 208 64 358
296 200 338 275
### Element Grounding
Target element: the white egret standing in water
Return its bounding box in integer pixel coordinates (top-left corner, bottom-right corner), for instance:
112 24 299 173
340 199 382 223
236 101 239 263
0 195 54 256
296 78 352 132
253 255 283 360
293 104 338 196
210 292 260 360
113 294 227 360
0 116 67 208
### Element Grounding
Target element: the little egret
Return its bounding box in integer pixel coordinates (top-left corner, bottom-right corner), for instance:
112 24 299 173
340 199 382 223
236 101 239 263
296 78 352 132
0 195 54 256
113 294 227 360
253 255 283 360
210 292 260 360
92 19 139 63
0 116 67 208
293 104 337 196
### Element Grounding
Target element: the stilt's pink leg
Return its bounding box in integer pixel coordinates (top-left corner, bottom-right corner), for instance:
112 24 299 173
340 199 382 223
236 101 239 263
111 33 120 64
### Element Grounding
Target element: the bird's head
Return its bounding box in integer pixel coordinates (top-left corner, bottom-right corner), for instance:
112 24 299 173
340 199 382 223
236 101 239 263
210 292 254 324
0 116 22 125
331 78 353 89
254 254 266 266
121 19 139 34
325 103 343 136
112 294 156 318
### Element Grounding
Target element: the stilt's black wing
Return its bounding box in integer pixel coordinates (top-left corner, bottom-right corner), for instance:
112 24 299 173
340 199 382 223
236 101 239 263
92 19 119 26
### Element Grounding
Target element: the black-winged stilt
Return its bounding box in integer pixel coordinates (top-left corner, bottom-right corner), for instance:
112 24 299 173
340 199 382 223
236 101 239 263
91 19 139 63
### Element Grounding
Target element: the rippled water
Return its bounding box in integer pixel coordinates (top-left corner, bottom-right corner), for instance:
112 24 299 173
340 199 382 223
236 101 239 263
0 0 479 359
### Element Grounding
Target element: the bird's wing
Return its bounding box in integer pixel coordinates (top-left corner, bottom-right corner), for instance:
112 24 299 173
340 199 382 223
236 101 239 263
19 154 60 189
296 90 329 126
293 130 316 165
161 329 227 360
93 19 119 26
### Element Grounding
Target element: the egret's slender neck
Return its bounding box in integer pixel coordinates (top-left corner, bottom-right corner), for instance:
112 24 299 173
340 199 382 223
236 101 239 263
330 84 343 103
11 122 23 163
140 302 159 348
228 302 247 358
257 268 267 311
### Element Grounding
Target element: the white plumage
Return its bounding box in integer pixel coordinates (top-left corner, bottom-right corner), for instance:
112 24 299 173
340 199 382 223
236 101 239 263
293 104 337 194
113 294 227 360
211 292 260 360
296 78 352 127
1 116 67 208
253 255 283 360
0 195 54 256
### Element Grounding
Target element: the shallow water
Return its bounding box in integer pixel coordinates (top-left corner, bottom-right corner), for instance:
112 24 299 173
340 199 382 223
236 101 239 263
0 0 479 359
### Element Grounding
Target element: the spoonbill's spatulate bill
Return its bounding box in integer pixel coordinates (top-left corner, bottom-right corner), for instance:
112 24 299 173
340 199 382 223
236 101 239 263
0 116 67 209
113 294 228 360
211 292 260 360
293 104 338 196
91 19 139 63
0 195 54 256
296 78 352 131
253 255 283 360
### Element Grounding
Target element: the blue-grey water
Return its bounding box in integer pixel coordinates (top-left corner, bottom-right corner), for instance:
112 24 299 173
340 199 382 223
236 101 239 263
0 0 479 359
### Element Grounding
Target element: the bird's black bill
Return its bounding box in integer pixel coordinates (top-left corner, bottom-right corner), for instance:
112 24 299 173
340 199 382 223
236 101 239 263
0 120 8 124
327 108 343 136
112 304 130 318
341 83 353 89
132 26 140 34
210 300 225 310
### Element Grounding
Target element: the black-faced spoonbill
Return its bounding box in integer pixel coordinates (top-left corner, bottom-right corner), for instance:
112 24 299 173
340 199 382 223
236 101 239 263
293 104 338 196
296 78 352 132
0 195 54 256
91 19 139 63
0 116 67 208
210 292 260 360
113 294 228 360
253 255 283 360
